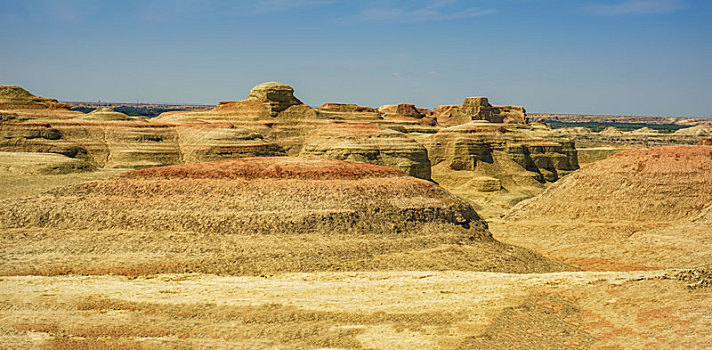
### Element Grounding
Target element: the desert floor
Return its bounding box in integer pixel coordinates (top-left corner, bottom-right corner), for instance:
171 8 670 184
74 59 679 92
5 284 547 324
1 170 710 349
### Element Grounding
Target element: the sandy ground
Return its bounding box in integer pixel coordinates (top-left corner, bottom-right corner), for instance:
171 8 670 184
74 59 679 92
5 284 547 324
1 168 711 349
1 270 710 349
0 169 125 199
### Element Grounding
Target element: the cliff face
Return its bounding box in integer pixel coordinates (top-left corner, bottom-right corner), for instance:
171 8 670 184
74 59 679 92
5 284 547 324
427 122 578 183
424 121 578 217
300 122 432 180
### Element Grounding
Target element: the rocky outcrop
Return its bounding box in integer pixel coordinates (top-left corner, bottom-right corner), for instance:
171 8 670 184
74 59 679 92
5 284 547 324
246 82 303 116
676 124 712 137
300 122 431 180
0 85 72 110
102 124 181 169
315 103 383 121
379 104 436 126
467 176 503 192
154 82 313 123
427 122 578 183
424 121 578 217
434 97 527 126
176 124 285 163
0 120 287 169
0 122 89 159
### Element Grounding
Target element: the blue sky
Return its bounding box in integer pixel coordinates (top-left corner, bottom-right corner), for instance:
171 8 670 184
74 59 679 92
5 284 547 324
0 0 710 117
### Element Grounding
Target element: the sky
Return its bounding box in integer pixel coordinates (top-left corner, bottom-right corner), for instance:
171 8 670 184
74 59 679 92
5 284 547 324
0 0 710 117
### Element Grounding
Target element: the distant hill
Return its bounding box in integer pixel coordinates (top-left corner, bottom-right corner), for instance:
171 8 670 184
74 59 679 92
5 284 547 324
67 101 212 118
532 113 710 127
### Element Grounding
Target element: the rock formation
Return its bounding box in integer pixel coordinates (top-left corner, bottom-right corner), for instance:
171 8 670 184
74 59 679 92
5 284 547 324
676 123 712 137
300 122 431 179
315 103 382 120
0 157 564 275
102 123 182 169
0 85 72 110
0 83 581 215
507 146 712 222
600 126 624 136
155 82 313 123
246 82 303 116
176 124 285 163
0 122 88 159
498 146 712 270
427 122 578 182
378 104 436 126
424 121 578 217
0 85 82 120
433 97 527 126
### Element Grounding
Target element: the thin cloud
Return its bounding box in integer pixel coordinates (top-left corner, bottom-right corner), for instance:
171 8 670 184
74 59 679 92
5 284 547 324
344 1 496 23
248 0 336 15
138 0 335 20
584 0 682 16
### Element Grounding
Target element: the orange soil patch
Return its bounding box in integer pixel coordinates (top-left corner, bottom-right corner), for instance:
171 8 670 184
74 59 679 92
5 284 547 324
507 145 712 222
121 156 405 180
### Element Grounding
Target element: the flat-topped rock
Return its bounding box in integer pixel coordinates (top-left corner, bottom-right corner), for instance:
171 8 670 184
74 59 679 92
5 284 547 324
434 97 527 126
155 82 310 122
315 103 383 121
246 82 303 116
300 122 432 180
379 104 436 126
318 103 377 113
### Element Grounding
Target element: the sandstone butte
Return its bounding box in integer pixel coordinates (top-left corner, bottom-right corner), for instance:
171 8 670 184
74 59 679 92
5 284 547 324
496 145 712 271
0 83 581 215
0 157 564 275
